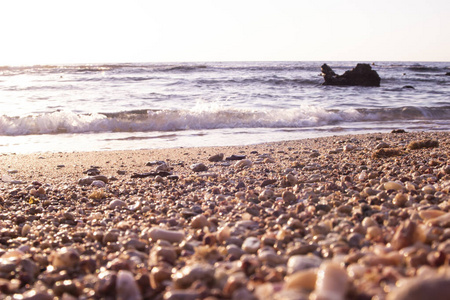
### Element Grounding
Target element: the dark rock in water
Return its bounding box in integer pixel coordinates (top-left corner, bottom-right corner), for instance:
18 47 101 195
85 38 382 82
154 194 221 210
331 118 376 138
391 129 406 134
402 85 415 89
321 63 381 87
445 72 450 76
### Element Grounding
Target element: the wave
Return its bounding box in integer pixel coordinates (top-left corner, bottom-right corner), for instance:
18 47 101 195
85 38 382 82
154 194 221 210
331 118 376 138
1 106 449 136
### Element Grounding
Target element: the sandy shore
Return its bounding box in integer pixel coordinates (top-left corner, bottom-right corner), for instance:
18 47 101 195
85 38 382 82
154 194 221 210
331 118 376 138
0 131 449 299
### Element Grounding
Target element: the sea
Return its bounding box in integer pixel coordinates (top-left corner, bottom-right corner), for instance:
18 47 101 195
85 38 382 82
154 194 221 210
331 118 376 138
0 61 449 153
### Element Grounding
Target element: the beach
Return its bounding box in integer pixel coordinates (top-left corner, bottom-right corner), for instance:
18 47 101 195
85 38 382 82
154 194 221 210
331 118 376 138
0 130 448 299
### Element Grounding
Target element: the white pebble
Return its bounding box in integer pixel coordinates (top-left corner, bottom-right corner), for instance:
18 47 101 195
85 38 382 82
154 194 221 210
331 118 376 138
148 227 185 243
91 180 106 188
242 237 261 253
109 199 126 209
314 262 348 300
384 181 404 191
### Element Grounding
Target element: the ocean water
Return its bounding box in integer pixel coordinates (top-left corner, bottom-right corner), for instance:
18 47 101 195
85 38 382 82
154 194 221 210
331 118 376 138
0 61 449 153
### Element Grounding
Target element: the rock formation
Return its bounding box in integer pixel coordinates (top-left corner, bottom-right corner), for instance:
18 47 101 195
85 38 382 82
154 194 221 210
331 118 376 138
321 63 381 87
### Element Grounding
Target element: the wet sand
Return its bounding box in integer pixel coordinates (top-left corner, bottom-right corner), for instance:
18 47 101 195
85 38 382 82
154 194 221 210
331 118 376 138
0 131 449 299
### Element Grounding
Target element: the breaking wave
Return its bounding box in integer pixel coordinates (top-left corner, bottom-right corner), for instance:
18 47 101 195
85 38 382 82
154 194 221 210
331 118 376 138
1 106 449 136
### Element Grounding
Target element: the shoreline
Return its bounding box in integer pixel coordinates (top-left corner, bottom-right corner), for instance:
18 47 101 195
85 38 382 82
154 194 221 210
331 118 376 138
0 130 449 299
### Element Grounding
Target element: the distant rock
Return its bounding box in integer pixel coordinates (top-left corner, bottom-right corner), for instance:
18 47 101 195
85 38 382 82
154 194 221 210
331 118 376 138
445 72 450 76
321 63 381 87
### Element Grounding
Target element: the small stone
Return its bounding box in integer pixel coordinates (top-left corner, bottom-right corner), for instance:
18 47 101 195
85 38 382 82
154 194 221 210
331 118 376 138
391 220 417 250
343 144 355 152
285 269 317 291
314 262 348 300
172 264 215 289
109 199 127 209
242 237 261 253
116 270 143 300
234 159 252 170
51 247 80 269
384 181 404 191
91 180 106 188
191 214 209 229
156 163 170 172
226 155 246 161
191 163 208 172
287 255 322 275
148 227 185 243
393 193 408 207
208 153 224 162
422 185 436 194
103 231 119 244
261 179 277 187
387 277 450 300
375 142 389 149
282 191 297 203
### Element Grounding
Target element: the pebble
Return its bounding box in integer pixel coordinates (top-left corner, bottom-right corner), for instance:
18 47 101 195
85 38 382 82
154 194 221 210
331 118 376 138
422 185 436 194
148 227 185 243
242 237 261 253
91 180 106 187
109 199 127 209
172 264 215 289
190 163 208 172
282 191 297 203
384 181 404 191
284 268 317 291
116 270 143 300
313 262 348 300
287 255 322 275
343 144 355 152
51 247 80 269
387 277 450 300
0 132 448 299
190 214 209 229
208 153 224 162
234 159 252 170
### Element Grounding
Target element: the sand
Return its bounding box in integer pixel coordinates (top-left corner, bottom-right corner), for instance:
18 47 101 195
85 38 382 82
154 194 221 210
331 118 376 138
0 131 449 299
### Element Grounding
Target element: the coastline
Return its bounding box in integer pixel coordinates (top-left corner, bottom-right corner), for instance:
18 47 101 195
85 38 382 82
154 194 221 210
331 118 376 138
0 130 449 299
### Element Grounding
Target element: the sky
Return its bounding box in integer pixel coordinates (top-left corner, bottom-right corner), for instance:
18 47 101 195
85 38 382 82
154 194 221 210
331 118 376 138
0 0 449 65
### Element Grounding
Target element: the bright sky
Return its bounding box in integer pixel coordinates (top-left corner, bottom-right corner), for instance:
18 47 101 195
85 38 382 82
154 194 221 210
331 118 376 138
0 0 449 65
